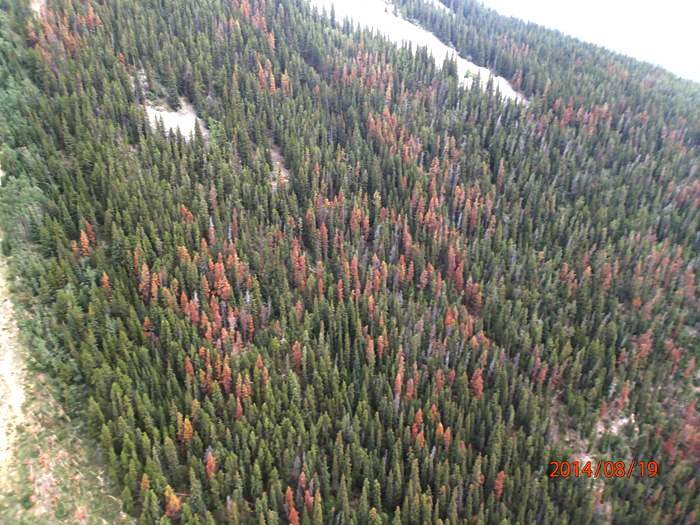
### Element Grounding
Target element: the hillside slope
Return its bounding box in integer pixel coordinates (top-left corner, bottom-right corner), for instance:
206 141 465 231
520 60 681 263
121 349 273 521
0 0 698 523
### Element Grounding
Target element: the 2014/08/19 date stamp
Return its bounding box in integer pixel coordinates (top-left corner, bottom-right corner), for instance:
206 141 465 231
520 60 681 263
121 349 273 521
549 461 657 478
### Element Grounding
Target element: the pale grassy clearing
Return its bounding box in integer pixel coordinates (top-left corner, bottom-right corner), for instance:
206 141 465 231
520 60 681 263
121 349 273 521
0 169 128 524
308 0 525 102
0 235 26 494
0 274 128 523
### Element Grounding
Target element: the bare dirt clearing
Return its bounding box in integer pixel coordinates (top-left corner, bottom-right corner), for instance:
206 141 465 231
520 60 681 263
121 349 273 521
270 145 290 190
132 70 209 140
145 99 209 141
30 0 46 15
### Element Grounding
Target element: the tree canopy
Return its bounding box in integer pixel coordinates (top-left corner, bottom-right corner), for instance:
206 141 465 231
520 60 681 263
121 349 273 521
0 0 699 523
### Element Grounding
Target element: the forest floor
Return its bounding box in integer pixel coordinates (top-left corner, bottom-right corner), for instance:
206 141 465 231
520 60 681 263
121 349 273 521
0 173 129 524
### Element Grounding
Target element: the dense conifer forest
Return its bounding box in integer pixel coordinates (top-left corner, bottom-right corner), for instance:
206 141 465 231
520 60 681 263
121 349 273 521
0 0 699 523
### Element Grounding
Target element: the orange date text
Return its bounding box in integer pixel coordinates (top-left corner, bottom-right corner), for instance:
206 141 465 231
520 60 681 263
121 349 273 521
549 460 657 478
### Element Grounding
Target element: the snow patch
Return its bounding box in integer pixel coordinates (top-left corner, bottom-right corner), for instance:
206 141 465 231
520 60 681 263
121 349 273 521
309 0 525 102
